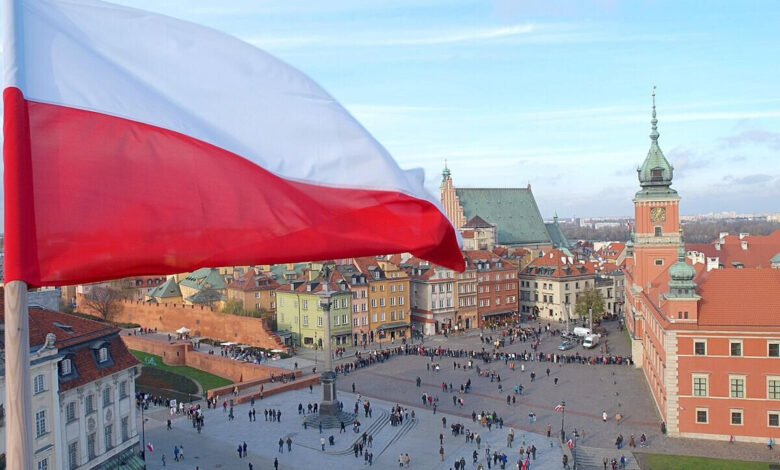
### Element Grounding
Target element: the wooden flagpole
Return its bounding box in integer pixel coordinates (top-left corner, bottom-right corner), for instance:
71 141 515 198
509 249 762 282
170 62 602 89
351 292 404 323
4 280 33 469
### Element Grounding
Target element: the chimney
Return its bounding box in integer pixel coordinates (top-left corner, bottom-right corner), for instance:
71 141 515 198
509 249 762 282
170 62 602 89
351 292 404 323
739 233 749 240
719 232 729 240
741 241 748 251
715 243 721 251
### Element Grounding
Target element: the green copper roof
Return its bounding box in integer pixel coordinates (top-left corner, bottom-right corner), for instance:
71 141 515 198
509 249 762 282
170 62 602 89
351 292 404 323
455 187 551 246
667 239 698 299
545 214 571 250
147 277 181 298
179 267 226 290
636 88 678 199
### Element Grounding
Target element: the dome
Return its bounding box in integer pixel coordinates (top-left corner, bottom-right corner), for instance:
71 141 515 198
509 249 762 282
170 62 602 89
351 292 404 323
669 259 695 281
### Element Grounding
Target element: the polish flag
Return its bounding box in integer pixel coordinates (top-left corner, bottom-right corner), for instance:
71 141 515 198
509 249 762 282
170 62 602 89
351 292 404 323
554 404 564 412
3 0 463 287
146 443 154 453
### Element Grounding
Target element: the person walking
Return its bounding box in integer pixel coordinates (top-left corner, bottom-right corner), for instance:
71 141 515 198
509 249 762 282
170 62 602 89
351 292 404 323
274 457 279 470
439 445 445 461
287 437 292 452
321 437 326 451
278 438 284 453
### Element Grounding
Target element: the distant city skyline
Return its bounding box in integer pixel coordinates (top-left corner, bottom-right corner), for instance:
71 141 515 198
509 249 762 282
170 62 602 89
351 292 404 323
2 0 779 220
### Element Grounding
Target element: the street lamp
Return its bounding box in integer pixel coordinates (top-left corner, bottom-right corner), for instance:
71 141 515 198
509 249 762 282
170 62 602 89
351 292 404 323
140 403 148 461
560 400 566 443
314 331 318 365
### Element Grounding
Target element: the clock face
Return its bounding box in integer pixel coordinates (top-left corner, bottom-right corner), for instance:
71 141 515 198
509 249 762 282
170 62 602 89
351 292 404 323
650 207 666 222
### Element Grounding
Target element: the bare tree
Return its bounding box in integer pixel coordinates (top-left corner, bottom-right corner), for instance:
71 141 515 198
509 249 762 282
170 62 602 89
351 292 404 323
81 286 124 321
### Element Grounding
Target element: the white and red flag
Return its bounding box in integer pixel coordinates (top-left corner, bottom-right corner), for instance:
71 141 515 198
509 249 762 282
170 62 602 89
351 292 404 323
146 443 154 453
554 404 564 412
3 0 463 286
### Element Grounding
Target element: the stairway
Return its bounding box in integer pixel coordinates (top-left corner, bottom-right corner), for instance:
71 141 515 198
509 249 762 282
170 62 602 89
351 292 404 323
573 445 640 470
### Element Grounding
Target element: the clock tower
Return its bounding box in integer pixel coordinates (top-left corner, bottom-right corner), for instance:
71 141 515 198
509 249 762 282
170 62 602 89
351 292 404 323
630 89 681 289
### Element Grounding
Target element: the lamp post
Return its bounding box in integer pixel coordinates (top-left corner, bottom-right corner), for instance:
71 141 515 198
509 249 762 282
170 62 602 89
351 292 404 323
573 429 579 470
140 403 147 461
317 267 340 417
314 331 318 365
560 400 566 443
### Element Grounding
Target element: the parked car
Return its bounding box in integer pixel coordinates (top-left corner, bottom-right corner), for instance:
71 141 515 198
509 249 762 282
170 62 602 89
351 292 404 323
573 327 592 337
558 340 576 351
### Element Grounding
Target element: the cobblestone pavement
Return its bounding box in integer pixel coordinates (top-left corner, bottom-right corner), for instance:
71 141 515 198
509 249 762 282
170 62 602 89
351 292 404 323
139 319 778 467
142 387 563 469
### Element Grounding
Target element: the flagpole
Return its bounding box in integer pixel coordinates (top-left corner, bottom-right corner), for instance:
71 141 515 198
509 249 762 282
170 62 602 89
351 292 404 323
4 0 34 467
4 280 33 470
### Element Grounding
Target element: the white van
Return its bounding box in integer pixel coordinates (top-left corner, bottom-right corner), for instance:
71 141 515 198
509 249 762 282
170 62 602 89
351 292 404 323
583 334 600 349
573 327 592 337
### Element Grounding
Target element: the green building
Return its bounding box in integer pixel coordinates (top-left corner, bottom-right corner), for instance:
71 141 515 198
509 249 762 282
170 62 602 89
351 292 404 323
275 270 352 349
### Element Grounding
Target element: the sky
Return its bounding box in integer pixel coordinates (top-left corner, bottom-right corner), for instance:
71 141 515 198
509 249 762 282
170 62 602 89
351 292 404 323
3 0 780 218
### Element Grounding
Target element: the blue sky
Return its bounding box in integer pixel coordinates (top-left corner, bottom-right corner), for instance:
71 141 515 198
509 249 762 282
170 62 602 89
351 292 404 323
6 0 780 218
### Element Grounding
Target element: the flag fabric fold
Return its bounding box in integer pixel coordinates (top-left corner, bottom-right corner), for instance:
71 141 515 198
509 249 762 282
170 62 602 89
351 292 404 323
3 0 463 286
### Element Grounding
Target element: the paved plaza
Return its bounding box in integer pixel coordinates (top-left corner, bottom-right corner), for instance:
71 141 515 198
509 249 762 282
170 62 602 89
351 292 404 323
141 319 777 468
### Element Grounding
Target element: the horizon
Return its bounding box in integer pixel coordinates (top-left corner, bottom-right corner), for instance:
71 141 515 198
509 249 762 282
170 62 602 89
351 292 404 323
2 0 779 220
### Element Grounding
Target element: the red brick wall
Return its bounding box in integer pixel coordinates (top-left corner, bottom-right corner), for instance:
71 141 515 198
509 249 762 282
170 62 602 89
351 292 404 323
122 335 294 383
78 295 285 350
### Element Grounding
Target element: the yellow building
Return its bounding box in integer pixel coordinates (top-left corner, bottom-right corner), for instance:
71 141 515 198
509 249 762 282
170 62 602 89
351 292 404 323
352 257 410 343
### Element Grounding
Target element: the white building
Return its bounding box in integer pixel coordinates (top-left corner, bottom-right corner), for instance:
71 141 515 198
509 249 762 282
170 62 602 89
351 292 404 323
0 302 142 469
404 259 457 336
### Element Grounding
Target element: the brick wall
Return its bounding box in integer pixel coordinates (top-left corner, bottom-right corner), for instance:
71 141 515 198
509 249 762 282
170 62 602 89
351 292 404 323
77 295 285 350
122 335 295 383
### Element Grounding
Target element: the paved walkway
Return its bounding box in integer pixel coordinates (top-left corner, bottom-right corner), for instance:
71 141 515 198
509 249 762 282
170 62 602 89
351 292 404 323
142 387 563 469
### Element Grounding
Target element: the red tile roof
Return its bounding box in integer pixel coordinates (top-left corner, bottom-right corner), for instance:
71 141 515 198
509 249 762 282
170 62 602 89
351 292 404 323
227 269 281 292
696 268 780 326
686 230 780 269
0 289 138 391
522 249 596 277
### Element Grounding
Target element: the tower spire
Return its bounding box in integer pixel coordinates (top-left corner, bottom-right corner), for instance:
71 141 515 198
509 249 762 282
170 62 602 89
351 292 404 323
442 158 451 181
650 85 659 142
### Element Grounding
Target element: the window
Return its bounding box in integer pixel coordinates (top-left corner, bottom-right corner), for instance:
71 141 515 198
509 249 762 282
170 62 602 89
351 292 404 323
37 458 48 470
654 226 662 237
696 408 708 424
35 409 46 437
730 341 742 357
399 297 404 306
333 316 339 326
769 412 779 428
353 305 358 313
390 312 396 321
768 378 780 399
371 299 377 308
371 314 377 323
121 416 129 442
380 312 386 321
66 402 77 423
60 358 73 376
34 374 45 394
694 340 706 356
399 311 404 319
362 317 368 326
770 342 779 358
120 381 128 399
399 284 404 291
317 316 323 327
729 377 745 398
103 386 113 407
730 410 743 426
342 314 348 325
85 394 95 414
87 432 96 460
98 347 109 363
302 299 308 310
654 259 663 266
68 441 79 469
302 315 308 326
390 297 395 306
105 424 113 450
379 298 386 307
353 318 358 327
391 284 395 293
693 375 708 397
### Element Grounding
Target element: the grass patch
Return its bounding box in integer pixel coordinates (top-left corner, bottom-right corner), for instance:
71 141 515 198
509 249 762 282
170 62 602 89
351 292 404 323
136 368 199 403
636 453 772 470
130 350 232 392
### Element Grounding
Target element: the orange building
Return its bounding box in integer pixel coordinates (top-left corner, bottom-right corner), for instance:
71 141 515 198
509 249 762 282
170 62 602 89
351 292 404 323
351 257 411 343
463 250 519 327
226 268 280 313
624 93 780 442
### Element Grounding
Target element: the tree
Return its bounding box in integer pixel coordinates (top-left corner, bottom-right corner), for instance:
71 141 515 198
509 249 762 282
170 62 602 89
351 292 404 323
222 298 245 315
81 285 124 321
574 287 605 320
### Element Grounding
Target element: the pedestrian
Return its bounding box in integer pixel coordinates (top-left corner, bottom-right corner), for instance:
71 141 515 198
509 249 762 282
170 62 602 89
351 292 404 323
352 382 356 393
769 437 774 450
243 441 247 457
602 410 608 422
161 454 166 466
278 438 284 453
249 463 253 470
274 457 279 470
321 437 326 451
546 423 551 438
439 445 445 461
287 437 292 452
237 444 242 459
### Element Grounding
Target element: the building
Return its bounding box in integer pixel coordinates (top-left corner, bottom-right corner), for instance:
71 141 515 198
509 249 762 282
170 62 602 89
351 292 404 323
177 268 227 307
0 293 141 470
461 216 497 251
686 231 780 271
624 92 780 442
594 242 628 266
440 164 553 249
403 258 457 336
275 269 352 349
463 251 519 327
518 249 599 321
226 268 280 313
144 277 182 304
352 257 411 343
455 261 479 331
545 214 573 252
334 264 370 346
